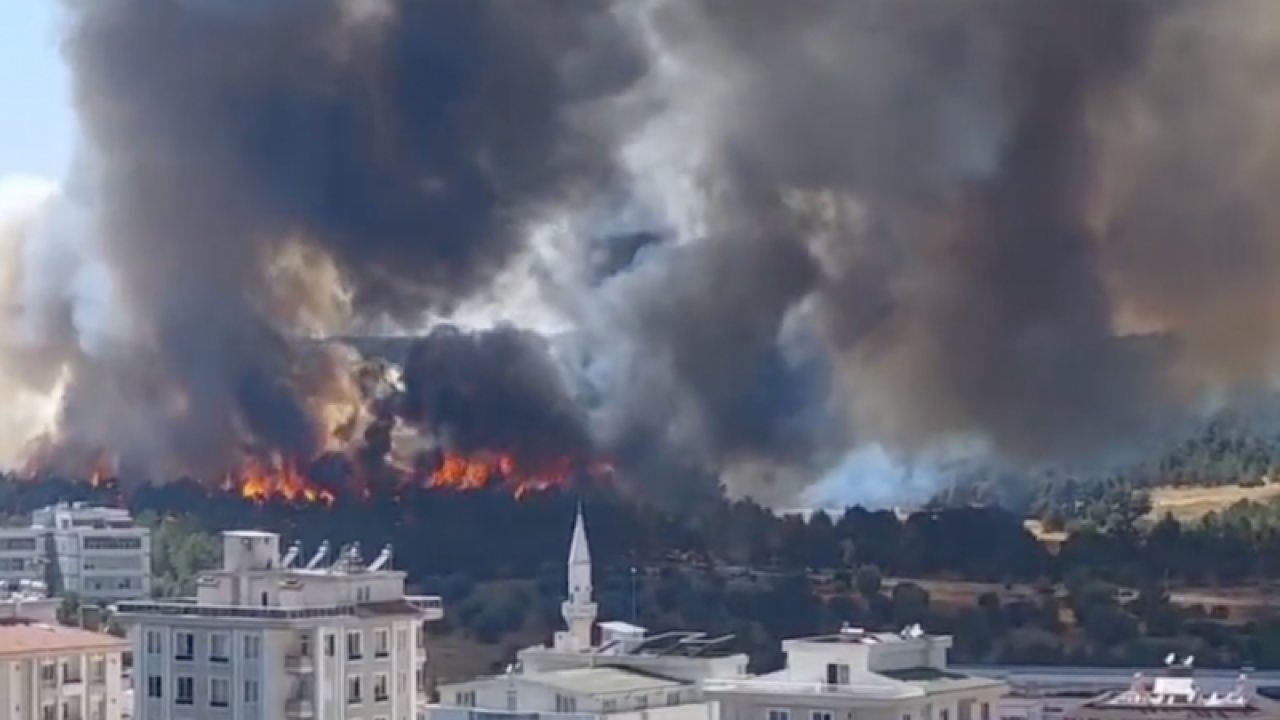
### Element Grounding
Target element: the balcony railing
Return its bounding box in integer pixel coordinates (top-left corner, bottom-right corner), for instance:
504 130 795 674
702 678 923 701
115 594 446 622
285 654 314 674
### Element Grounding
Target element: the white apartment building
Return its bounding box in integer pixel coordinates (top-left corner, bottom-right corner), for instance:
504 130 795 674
31 503 152 604
0 618 129 720
114 530 445 720
0 528 46 586
430 506 745 720
704 627 1006 720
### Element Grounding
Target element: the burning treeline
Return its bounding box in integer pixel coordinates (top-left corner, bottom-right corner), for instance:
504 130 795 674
6 1 1280 506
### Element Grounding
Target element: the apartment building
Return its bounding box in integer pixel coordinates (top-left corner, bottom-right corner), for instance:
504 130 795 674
0 618 129 720
115 530 445 720
705 626 1006 720
0 528 46 586
31 503 152 604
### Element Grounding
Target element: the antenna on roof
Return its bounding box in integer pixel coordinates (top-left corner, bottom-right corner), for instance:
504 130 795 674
281 541 302 569
367 544 392 572
304 541 330 570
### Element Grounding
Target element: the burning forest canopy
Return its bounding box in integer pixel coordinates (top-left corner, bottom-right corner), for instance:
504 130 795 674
10 1 1280 508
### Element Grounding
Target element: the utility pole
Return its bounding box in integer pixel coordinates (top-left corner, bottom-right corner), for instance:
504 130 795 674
630 566 638 623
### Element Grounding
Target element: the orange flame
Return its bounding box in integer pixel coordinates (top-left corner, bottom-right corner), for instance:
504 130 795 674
232 456 336 506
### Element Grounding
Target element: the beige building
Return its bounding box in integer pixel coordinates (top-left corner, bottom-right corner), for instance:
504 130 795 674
115 530 444 720
705 627 1006 720
0 618 129 720
429 507 745 720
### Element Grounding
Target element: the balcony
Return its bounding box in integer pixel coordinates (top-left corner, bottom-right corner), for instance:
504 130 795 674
285 654 314 674
285 699 315 719
702 678 924 701
407 595 444 621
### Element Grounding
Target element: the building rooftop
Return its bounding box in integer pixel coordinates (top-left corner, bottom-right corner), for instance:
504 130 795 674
524 667 686 696
0 620 128 657
1070 660 1280 720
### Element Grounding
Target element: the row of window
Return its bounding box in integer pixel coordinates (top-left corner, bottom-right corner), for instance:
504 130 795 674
38 698 107 720
146 630 260 661
82 536 144 550
145 675 259 706
37 656 108 687
768 705 992 720
346 673 394 704
147 626 412 663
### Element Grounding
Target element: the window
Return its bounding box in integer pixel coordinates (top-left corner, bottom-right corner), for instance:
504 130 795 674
397 628 408 651
375 628 390 658
604 700 618 713
0 536 36 550
244 635 260 660
981 704 991 720
145 630 162 655
41 704 54 720
348 675 363 705
375 673 390 702
83 536 142 550
62 699 82 720
39 661 56 688
62 658 82 683
811 713 834 720
826 663 850 686
90 656 105 684
666 691 682 706
147 675 163 699
768 711 791 720
904 714 913 720
347 631 363 660
507 688 518 711
635 696 648 710
555 695 578 713
91 698 106 720
210 633 230 662
456 691 476 708
175 676 195 706
299 633 312 657
941 710 950 720
244 679 260 703
211 677 230 708
174 631 195 661
325 633 336 657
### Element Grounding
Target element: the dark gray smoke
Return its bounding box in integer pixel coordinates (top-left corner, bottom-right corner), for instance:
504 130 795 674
400 325 591 468
10 0 1280 503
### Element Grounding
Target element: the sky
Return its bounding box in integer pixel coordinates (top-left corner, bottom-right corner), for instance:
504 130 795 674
0 2 74 180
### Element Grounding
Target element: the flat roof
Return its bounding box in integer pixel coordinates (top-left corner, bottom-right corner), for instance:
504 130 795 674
0 621 128 657
525 667 686 696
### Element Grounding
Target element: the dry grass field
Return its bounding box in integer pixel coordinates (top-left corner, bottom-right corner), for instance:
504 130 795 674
1147 482 1280 522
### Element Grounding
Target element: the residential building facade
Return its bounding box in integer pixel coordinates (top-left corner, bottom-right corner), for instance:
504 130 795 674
0 528 45 587
115 530 444 720
0 618 129 720
31 503 152 604
704 627 1006 720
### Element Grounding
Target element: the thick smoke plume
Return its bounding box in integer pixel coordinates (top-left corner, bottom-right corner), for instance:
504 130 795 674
4 0 1280 505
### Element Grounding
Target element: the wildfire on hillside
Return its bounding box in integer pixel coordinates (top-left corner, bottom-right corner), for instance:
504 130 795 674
220 449 613 506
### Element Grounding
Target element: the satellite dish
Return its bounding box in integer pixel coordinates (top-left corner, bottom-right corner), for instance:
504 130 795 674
1183 655 1196 668
1165 653 1177 666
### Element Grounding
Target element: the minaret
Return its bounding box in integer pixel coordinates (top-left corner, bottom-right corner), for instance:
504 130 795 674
560 503 598 651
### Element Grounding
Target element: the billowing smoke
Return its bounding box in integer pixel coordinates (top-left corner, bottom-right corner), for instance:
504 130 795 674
4 0 1280 505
